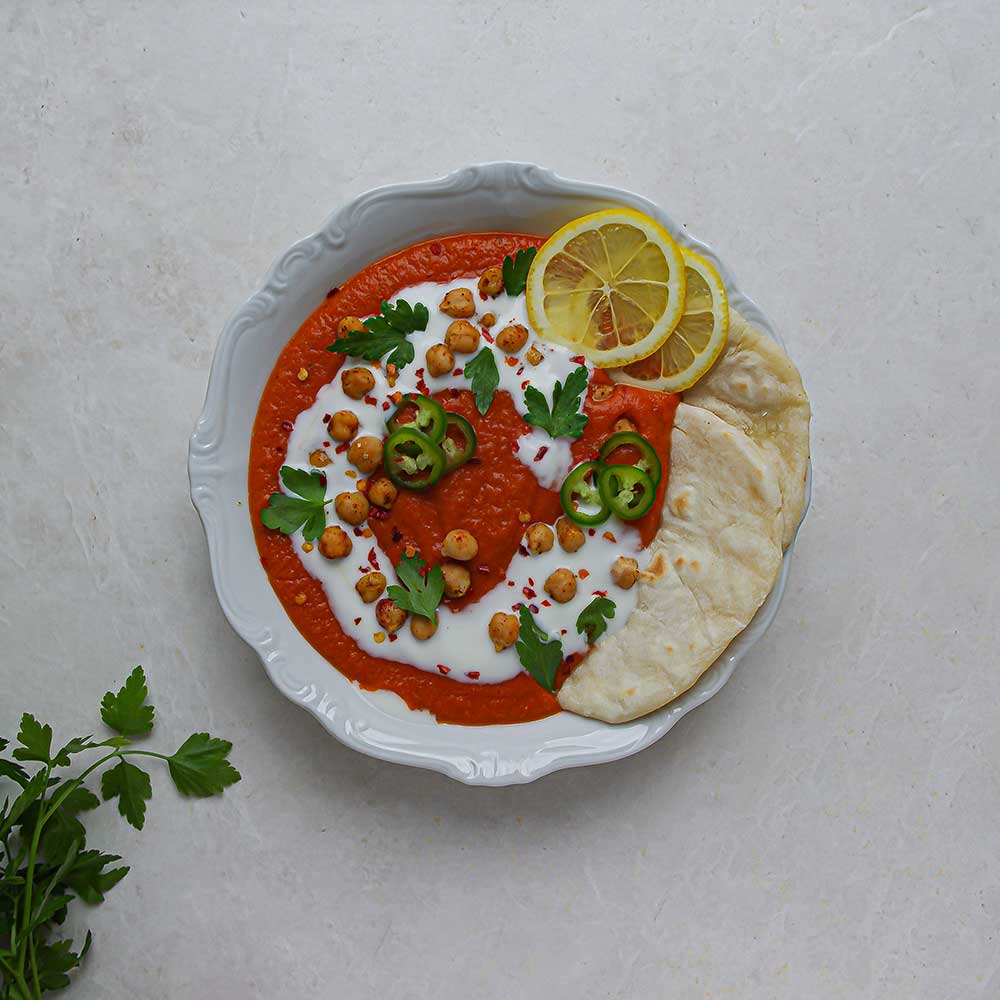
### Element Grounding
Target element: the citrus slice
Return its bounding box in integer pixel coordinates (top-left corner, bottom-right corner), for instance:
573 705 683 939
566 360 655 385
608 248 729 392
525 209 686 368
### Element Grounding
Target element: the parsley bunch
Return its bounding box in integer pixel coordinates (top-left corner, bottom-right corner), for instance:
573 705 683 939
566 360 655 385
502 247 537 296
387 552 445 624
0 667 240 997
523 366 590 440
327 298 429 370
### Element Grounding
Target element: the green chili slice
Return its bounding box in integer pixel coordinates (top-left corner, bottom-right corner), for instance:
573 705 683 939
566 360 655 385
386 394 447 443
598 431 662 487
597 465 656 520
560 461 611 527
440 413 477 471
383 427 446 491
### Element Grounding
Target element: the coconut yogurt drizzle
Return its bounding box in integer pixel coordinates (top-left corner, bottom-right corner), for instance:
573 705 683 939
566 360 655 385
281 279 644 685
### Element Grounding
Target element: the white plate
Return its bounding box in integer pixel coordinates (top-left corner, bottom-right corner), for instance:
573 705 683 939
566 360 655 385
188 162 810 786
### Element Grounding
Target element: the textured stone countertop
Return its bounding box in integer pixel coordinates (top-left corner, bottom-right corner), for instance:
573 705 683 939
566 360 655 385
2 2 997 997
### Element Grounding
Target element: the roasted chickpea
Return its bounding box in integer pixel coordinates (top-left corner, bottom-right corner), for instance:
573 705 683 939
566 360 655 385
556 516 586 553
524 523 554 555
481 312 497 328
441 560 471 599
355 571 386 603
611 556 640 590
613 417 637 435
337 316 366 336
341 367 375 400
334 490 369 526
375 597 408 633
488 612 520 652
439 287 475 318
367 477 398 510
496 323 528 354
445 320 480 354
309 449 332 468
544 567 578 604
329 410 359 442
478 266 504 298
318 525 352 560
425 343 455 377
441 529 478 561
410 614 437 640
348 436 383 474
526 345 544 366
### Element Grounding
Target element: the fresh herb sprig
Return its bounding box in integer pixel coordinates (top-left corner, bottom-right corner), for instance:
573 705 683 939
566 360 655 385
260 466 331 541
523 366 590 440
576 596 616 644
387 552 445 625
0 667 240 997
515 607 563 692
463 348 500 416
502 247 537 296
327 298 428 370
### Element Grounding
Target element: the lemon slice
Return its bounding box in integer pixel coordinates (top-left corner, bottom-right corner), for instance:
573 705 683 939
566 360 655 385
609 248 729 392
525 209 686 368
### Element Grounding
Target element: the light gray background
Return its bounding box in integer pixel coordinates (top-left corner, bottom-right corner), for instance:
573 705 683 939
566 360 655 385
2 1 998 997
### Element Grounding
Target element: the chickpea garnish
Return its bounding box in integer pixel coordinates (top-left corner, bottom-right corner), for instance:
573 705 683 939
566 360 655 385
375 598 408 633
444 320 480 354
348 436 383 474
526 345 544 366
613 416 637 434
555 516 586 553
544 568 578 604
441 529 478 561
439 287 475 318
355 571 386 603
478 266 504 298
329 410 359 442
481 312 497 328
337 316 366 336
611 556 639 590
367 477 398 510
441 560 471 599
341 367 375 400
334 491 369 526
410 615 437 640
495 323 528 354
318 525 352 560
488 612 520 652
425 343 455 377
524 523 554 555
309 449 332 468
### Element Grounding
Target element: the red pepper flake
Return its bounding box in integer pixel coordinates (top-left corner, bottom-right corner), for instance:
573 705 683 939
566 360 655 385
520 380 530 390
353 616 362 625
353 527 364 537
516 366 524 376
388 633 398 642
603 530 618 543
452 367 464 377
335 443 349 454
522 587 536 599
588 528 596 537
367 547 379 570
416 377 430 394
578 568 590 579
416 367 425 378
533 446 549 463
481 329 494 344
418 564 430 577
369 507 389 521
430 242 443 256
517 544 529 557
325 286 340 298
391 527 403 543
466 456 481 465
466 671 480 680
571 354 586 364
437 664 450 674
541 599 552 607
512 602 524 611
593 589 608 597
479 290 488 301
560 628 568 635
322 413 331 423
280 419 294 433
316 472 327 486
381 401 390 411
528 577 534 586
504 356 518 368
364 395 377 406
529 603 539 614
357 565 368 573
507 580 515 587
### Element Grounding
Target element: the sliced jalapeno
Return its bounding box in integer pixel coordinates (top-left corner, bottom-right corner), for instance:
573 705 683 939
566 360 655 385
386 394 446 443
383 427 446 491
560 461 611 527
597 465 656 520
598 431 662 487
441 413 477 471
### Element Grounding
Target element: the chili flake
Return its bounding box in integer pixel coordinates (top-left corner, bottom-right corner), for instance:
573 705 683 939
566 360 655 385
466 671 480 680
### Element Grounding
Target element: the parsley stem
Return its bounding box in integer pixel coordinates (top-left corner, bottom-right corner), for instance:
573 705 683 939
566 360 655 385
16 763 51 979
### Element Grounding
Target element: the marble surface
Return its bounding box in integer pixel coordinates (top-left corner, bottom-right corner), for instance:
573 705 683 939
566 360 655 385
2 1 997 997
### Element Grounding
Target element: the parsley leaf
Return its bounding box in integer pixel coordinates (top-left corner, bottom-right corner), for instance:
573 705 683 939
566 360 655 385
13 713 53 763
523 365 590 439
327 298 428 370
502 247 537 296
576 596 616 644
167 734 242 797
65 850 129 905
463 347 500 415
52 736 101 766
386 551 446 625
515 606 564 692
101 759 152 830
100 666 155 737
260 465 331 541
